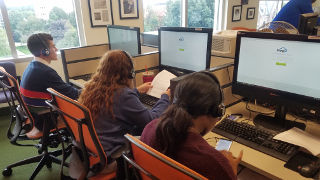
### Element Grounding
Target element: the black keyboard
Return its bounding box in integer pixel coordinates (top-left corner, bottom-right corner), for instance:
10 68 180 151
213 117 299 162
139 94 159 107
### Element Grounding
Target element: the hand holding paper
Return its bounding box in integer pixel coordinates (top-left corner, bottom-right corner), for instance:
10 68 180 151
147 70 177 98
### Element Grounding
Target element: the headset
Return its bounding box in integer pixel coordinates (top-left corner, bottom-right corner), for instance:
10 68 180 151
122 51 135 79
200 71 225 118
36 34 50 56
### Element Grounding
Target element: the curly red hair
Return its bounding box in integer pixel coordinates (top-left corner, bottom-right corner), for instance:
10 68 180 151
78 50 133 120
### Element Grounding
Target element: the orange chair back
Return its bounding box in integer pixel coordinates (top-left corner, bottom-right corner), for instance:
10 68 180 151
124 134 208 180
46 88 107 173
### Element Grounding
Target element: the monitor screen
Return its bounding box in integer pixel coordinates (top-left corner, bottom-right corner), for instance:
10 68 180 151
107 25 141 56
298 13 318 35
159 27 212 75
233 32 320 130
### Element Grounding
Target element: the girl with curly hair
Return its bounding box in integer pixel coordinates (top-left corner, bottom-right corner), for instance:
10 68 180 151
78 50 170 162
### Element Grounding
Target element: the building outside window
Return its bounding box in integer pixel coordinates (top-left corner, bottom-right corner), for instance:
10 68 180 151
0 0 80 59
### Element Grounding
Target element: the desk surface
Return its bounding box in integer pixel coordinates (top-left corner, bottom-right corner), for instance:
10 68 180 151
204 102 320 180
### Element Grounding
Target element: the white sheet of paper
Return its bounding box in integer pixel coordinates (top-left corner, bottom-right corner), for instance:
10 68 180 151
273 127 320 156
147 70 177 98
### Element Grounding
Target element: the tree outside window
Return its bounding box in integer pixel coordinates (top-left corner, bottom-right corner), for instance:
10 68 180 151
0 13 11 58
143 0 215 32
2 0 80 57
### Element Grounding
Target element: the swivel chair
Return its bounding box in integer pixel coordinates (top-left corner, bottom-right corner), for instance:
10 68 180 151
122 134 208 180
0 69 67 180
46 88 117 180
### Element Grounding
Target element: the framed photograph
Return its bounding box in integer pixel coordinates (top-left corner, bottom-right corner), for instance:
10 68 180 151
232 5 242 22
88 0 113 27
247 7 255 20
119 0 139 19
241 0 248 5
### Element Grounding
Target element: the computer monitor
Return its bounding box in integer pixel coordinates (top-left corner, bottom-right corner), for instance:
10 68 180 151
159 27 212 76
107 25 141 56
233 31 320 131
298 13 318 35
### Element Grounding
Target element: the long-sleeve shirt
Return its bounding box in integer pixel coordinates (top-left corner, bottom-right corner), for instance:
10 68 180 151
94 87 169 159
20 60 80 130
141 119 236 180
273 0 320 28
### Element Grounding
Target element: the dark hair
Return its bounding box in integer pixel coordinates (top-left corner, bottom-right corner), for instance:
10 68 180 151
78 50 134 120
155 72 222 158
27 33 53 57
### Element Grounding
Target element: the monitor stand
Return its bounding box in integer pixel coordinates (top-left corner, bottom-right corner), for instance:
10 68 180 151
253 105 306 132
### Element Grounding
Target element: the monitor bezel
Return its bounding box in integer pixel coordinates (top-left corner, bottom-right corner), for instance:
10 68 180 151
107 25 141 56
233 31 320 110
158 27 212 74
298 13 318 35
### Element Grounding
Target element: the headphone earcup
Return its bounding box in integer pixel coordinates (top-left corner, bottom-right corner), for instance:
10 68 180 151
41 48 50 56
128 70 135 79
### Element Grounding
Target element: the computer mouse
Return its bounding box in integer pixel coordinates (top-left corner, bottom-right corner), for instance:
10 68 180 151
298 163 320 178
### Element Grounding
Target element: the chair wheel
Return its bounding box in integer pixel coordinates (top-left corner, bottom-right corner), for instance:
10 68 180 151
2 168 12 177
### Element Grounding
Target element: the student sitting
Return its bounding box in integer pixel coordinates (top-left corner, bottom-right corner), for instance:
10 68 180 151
140 72 243 180
78 50 170 163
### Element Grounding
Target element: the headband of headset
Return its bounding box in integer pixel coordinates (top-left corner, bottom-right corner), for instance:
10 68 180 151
122 51 135 79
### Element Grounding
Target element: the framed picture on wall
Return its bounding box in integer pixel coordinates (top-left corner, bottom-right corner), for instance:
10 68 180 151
241 0 248 5
232 5 242 22
88 0 113 27
247 7 255 20
119 0 139 19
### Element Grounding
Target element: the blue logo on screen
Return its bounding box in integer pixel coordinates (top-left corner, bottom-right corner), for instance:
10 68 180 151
277 47 287 53
179 36 184 41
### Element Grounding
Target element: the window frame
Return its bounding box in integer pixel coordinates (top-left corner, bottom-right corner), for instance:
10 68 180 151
0 0 85 62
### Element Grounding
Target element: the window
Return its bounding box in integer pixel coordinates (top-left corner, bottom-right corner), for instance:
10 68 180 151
143 0 181 32
188 0 214 28
143 0 220 32
0 13 11 59
257 0 289 29
0 0 80 59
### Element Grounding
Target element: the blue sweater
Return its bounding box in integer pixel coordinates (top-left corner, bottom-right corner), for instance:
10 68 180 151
93 87 169 159
273 0 320 28
20 60 79 107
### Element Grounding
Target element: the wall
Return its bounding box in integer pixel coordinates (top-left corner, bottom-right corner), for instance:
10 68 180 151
226 0 259 30
80 0 144 45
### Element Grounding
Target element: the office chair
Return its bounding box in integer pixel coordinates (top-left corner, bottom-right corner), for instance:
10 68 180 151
122 134 208 180
0 61 17 104
0 69 67 180
46 88 117 180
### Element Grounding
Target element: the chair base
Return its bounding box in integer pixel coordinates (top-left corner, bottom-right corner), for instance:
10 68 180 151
2 147 71 180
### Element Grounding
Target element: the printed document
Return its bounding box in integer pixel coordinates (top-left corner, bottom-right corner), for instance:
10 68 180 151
147 70 177 98
273 127 320 156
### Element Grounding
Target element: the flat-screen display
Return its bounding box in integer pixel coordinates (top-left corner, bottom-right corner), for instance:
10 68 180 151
159 27 212 74
107 25 141 56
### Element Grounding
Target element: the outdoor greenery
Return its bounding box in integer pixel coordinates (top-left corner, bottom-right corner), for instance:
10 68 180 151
0 6 79 58
144 0 214 32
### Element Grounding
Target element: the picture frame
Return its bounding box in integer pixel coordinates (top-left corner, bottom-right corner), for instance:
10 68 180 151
241 0 248 5
247 7 255 20
232 5 242 22
88 0 113 27
119 0 139 19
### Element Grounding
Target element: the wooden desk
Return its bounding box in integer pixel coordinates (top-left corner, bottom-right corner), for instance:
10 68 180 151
204 102 319 180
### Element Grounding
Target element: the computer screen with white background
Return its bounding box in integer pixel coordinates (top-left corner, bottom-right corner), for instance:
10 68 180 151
160 28 211 72
237 37 320 99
